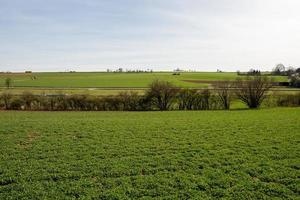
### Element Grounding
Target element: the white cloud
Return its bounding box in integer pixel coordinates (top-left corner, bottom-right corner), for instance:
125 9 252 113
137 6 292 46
0 0 300 71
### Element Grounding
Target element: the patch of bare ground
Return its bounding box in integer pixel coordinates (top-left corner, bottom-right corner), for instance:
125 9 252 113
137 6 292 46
17 132 39 149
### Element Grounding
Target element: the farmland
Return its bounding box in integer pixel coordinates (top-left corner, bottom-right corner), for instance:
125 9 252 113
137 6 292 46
0 72 294 96
0 108 299 199
0 72 288 88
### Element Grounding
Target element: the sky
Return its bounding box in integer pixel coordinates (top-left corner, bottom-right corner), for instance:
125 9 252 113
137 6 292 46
0 0 300 72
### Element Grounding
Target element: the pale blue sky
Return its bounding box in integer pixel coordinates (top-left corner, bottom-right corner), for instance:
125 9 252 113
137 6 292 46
0 0 300 72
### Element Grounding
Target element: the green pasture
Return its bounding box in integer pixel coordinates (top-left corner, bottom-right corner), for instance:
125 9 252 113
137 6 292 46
0 108 299 199
0 87 298 96
0 88 145 96
0 72 288 88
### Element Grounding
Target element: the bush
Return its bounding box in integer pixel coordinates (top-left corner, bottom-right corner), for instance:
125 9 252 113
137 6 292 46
146 80 178 111
289 73 300 88
118 91 141 111
20 92 38 110
177 89 223 110
234 76 273 109
177 89 198 110
0 80 299 111
276 93 300 107
10 98 23 110
213 81 232 110
0 92 12 109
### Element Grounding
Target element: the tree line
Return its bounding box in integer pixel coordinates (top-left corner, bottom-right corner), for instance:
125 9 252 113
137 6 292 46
272 64 300 87
1 76 299 111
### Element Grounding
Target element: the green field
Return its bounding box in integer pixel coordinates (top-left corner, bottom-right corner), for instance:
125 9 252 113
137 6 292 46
1 108 299 199
1 72 294 96
0 72 288 88
0 87 145 96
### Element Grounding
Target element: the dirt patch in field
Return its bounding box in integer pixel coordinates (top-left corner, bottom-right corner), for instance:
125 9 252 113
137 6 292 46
182 79 282 85
17 132 39 149
182 80 234 84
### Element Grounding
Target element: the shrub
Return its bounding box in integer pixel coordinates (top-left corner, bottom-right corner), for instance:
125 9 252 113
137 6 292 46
213 81 232 110
289 73 300 88
177 89 223 110
10 98 23 110
177 89 198 110
276 93 300 107
118 91 142 111
234 76 273 109
0 92 12 109
146 80 178 111
191 90 220 110
20 92 38 110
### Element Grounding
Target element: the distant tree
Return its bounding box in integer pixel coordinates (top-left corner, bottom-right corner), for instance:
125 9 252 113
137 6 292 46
146 80 178 111
213 81 232 109
289 74 300 88
4 77 12 89
248 69 261 75
286 67 296 76
234 76 273 109
273 64 285 75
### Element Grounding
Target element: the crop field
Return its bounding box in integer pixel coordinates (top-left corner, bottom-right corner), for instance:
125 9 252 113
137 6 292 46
0 72 288 88
1 72 295 96
0 108 299 199
0 87 145 96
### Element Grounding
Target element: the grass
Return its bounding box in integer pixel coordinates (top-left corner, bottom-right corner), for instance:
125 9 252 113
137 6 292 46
0 88 145 96
1 88 299 97
1 72 294 96
0 108 299 199
0 72 288 88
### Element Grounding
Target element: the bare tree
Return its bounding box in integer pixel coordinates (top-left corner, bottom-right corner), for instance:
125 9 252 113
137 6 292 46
234 76 273 109
272 64 285 75
177 88 198 110
146 80 178 111
213 81 232 110
118 91 141 111
4 77 12 89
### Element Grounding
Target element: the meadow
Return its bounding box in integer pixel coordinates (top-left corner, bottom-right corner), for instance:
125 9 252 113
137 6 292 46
0 72 288 88
0 108 299 199
1 72 294 96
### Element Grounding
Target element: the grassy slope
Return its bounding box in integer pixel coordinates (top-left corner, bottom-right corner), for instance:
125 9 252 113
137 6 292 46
0 72 287 88
0 108 299 199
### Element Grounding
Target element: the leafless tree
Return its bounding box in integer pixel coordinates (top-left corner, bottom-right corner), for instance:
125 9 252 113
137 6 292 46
146 80 178 111
118 91 141 111
177 88 197 110
234 76 273 109
272 64 285 75
213 81 232 109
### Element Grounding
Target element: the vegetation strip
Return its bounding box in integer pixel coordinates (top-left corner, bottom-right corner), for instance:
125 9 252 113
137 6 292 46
0 108 299 199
